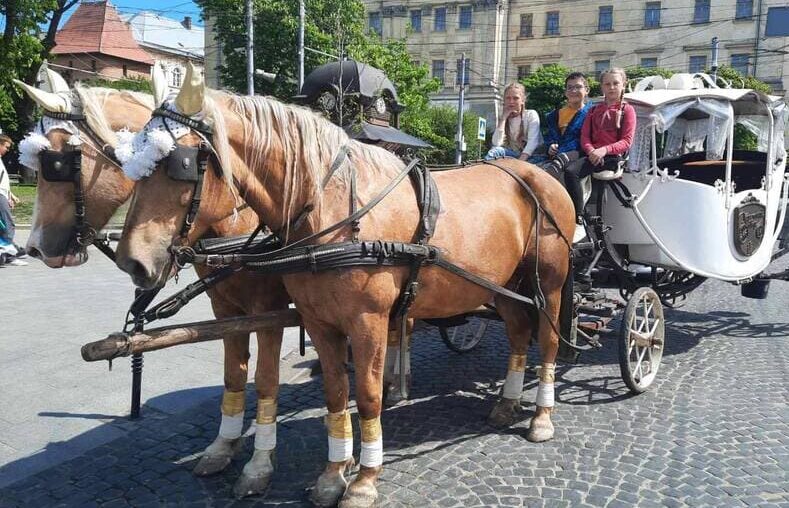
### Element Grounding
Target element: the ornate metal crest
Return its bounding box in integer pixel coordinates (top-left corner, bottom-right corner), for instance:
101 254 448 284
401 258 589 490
733 195 766 257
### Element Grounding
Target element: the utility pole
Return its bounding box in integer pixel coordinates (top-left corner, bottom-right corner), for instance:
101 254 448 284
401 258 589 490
455 53 466 165
298 0 305 93
246 0 254 95
710 36 719 83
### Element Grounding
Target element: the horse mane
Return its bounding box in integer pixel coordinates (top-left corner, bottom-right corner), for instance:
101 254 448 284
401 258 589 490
74 85 155 148
201 90 404 232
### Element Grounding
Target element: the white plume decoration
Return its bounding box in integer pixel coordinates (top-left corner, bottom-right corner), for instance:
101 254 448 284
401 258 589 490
122 128 176 181
18 132 51 173
114 129 136 165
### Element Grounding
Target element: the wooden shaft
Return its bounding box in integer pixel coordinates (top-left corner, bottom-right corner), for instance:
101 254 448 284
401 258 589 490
81 309 303 362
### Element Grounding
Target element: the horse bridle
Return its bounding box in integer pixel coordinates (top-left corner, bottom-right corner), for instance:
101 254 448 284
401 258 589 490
37 110 122 260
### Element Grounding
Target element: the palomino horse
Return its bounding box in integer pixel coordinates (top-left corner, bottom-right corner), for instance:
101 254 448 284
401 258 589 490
15 69 290 497
115 64 575 508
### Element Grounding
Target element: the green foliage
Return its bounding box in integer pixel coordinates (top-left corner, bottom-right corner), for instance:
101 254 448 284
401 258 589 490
733 123 759 151
197 0 366 98
520 64 577 119
83 77 153 94
0 0 59 136
401 105 485 165
713 65 772 94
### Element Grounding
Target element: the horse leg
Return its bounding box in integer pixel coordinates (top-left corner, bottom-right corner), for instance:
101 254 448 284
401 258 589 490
383 318 412 406
233 326 284 498
526 290 563 443
308 322 355 508
487 296 533 428
339 314 389 508
194 331 249 476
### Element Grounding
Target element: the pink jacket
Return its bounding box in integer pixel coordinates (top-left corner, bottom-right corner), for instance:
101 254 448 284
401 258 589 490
580 102 636 156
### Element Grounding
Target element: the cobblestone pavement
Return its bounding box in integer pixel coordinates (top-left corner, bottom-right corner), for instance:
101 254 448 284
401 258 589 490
0 274 788 507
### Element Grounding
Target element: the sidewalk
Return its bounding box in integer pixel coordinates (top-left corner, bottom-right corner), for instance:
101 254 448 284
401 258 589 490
0 231 305 488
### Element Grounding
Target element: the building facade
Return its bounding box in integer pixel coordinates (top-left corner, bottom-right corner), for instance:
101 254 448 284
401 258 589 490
121 11 205 91
363 0 789 123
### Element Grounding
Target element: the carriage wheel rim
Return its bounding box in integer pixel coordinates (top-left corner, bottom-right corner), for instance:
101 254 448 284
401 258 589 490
448 318 488 350
625 290 664 389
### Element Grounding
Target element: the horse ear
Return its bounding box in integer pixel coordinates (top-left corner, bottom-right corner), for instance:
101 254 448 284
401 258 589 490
175 61 204 116
13 79 71 113
151 62 168 106
40 64 70 94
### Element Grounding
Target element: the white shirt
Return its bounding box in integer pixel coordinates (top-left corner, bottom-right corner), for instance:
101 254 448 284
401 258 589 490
0 158 9 200
491 109 542 157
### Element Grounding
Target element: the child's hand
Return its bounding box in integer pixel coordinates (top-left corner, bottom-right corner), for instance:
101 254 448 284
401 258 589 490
588 147 607 166
548 144 559 156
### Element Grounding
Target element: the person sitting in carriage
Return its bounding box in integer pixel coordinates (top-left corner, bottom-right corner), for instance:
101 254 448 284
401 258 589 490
540 71 593 177
485 82 542 161
563 67 636 223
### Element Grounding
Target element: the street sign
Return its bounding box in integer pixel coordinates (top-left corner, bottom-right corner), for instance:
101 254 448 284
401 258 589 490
477 117 486 141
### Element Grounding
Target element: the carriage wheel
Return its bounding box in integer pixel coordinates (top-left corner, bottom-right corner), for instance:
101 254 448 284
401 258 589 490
618 287 665 394
439 317 489 353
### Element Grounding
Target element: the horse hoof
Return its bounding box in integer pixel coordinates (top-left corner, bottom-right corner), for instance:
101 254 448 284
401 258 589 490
310 470 349 507
233 472 273 499
338 481 378 508
487 398 522 428
526 418 555 443
193 436 245 476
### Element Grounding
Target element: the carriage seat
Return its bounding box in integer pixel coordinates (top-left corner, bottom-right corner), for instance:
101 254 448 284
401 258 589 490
657 150 767 191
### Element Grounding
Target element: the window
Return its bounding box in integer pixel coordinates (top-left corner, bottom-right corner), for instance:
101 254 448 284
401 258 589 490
520 13 533 37
517 65 532 79
640 57 658 68
369 11 382 35
689 55 707 73
432 60 445 86
410 9 422 32
122 64 128 77
735 0 753 19
693 0 710 23
644 2 661 28
171 66 183 87
595 60 610 78
456 58 470 86
765 7 789 36
545 11 559 35
731 53 750 75
434 7 446 31
598 6 613 32
459 5 472 29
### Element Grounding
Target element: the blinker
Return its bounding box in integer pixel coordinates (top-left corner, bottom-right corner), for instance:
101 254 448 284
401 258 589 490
166 143 201 182
40 148 81 182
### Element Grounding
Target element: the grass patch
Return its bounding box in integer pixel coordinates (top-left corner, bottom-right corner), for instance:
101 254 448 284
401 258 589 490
10 184 128 226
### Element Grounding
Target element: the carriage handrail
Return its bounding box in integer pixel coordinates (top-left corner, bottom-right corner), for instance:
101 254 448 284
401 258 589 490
622 174 789 282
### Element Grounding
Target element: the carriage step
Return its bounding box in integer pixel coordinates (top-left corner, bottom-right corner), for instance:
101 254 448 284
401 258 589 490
577 303 616 317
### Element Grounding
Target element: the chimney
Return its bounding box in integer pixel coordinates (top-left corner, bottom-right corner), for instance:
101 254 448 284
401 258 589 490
182 16 192 30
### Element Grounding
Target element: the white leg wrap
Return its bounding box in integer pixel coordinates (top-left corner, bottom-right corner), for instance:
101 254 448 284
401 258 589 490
254 422 277 451
360 438 383 467
328 436 353 463
218 413 244 439
536 381 555 407
502 369 525 399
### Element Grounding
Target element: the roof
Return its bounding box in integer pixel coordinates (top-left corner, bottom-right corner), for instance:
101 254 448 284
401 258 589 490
52 1 153 65
120 11 204 60
346 122 431 148
294 60 401 107
625 88 782 109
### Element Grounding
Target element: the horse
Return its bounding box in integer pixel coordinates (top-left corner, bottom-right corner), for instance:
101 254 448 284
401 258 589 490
14 69 291 498
115 63 575 508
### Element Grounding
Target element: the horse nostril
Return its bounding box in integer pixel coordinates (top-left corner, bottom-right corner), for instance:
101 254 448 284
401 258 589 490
27 246 43 259
117 257 149 285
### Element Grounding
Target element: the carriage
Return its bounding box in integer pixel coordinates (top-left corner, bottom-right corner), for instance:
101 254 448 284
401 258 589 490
435 73 789 394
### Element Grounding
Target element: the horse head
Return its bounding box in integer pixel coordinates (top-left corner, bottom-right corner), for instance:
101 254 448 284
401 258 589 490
14 67 155 267
115 63 240 289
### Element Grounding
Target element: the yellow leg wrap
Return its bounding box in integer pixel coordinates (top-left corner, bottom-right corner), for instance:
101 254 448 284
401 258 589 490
508 353 527 372
256 398 277 425
359 416 382 443
538 363 556 383
221 389 245 416
325 410 353 440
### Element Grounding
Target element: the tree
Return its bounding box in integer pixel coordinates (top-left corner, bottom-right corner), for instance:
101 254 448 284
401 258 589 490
0 0 79 139
197 0 366 98
82 77 153 94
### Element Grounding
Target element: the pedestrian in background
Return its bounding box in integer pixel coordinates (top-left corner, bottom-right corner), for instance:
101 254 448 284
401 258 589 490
0 134 28 266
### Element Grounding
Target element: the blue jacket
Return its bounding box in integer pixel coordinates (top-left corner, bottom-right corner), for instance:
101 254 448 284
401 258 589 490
544 102 591 154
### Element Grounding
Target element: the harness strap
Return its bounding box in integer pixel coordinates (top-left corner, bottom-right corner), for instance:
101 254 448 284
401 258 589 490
321 145 350 189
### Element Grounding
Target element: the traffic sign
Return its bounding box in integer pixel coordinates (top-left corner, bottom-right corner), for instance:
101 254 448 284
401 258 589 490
477 117 487 141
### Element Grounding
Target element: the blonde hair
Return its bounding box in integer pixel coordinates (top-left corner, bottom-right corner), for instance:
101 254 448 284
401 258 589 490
504 82 527 103
74 85 155 147
600 67 627 84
